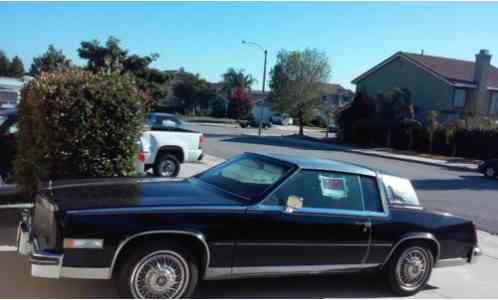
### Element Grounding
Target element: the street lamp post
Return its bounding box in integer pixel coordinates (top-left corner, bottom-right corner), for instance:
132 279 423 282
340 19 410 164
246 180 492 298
242 40 267 137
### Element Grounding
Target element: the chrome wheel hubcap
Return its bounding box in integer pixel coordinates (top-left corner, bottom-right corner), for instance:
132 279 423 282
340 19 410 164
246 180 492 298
486 168 495 177
131 251 189 299
159 160 176 177
396 247 429 290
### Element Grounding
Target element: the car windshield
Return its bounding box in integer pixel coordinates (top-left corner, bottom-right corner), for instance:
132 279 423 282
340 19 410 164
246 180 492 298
381 174 420 206
196 155 293 200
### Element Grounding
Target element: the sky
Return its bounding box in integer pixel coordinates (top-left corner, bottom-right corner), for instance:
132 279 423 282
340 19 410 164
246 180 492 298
2 1 498 90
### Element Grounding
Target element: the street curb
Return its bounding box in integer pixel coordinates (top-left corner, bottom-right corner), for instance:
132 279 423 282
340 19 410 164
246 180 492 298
278 136 478 172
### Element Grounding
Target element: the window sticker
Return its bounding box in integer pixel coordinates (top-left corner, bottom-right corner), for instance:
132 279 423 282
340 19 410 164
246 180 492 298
319 175 348 199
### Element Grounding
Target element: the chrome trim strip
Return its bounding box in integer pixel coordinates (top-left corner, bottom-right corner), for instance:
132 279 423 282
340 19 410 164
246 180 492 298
68 205 245 216
382 233 441 266
204 267 232 280
249 204 386 218
61 267 110 279
236 242 371 247
108 230 211 280
231 263 380 278
0 203 34 210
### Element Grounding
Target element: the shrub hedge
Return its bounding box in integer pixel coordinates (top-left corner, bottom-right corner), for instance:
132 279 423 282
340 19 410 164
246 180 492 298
348 120 498 160
15 68 149 196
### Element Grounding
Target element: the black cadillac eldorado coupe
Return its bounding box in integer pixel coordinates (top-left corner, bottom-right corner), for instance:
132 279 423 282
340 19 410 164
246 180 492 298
17 153 480 298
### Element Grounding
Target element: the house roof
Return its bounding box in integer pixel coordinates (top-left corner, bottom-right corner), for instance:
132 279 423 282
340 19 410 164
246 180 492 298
352 51 498 89
319 83 353 95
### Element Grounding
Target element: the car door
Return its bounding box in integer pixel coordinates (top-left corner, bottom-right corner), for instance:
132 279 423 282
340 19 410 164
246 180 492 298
233 169 373 276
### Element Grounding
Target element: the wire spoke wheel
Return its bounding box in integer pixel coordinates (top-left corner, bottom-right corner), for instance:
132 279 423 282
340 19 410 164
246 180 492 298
130 250 190 299
395 247 430 291
485 167 495 178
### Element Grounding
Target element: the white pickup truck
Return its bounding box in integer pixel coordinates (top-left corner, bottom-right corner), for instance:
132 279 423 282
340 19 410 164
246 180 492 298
135 113 204 177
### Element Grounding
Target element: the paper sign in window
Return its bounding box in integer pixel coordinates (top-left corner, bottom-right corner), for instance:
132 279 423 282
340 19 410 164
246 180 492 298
319 175 348 199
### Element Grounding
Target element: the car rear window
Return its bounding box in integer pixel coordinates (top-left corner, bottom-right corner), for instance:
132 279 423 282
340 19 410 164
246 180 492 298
381 174 420 206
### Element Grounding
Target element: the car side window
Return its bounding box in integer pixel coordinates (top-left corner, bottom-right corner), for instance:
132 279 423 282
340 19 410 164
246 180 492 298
271 170 364 212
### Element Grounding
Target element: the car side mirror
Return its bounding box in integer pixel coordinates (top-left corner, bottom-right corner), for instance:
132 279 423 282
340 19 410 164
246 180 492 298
284 195 303 213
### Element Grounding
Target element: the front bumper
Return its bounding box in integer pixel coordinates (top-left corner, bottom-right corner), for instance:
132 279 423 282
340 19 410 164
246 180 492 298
436 246 482 268
18 220 63 278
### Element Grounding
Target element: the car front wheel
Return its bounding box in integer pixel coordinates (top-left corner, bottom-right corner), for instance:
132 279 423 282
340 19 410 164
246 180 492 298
154 154 180 177
385 242 434 296
116 242 199 299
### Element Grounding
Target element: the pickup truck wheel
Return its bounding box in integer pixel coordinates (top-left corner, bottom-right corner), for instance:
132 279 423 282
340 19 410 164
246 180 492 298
154 154 180 177
385 242 433 296
116 242 199 299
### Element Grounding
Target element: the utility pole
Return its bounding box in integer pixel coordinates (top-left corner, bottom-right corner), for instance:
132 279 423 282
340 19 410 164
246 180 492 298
242 40 268 137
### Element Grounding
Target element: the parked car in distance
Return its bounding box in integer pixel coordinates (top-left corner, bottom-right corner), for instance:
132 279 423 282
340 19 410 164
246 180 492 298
271 114 293 126
479 159 497 179
147 112 185 130
17 152 480 298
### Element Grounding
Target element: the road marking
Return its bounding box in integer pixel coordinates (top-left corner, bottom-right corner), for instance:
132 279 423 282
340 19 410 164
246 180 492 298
0 245 17 252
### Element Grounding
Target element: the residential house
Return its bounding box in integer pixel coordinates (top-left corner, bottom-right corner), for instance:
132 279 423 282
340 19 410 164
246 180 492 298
0 76 32 108
352 50 498 121
319 83 354 110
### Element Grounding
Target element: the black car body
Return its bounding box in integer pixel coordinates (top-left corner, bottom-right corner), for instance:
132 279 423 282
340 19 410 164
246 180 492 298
0 109 16 183
479 159 498 179
17 153 481 298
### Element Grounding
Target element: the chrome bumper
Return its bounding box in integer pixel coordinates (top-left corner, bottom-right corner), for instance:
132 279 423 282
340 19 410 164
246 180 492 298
436 246 482 268
17 220 63 279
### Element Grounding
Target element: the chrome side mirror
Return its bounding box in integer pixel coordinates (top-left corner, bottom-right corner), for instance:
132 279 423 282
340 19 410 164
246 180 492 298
284 195 303 213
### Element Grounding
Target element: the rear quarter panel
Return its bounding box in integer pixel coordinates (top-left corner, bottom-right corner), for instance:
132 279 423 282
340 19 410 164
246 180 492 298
366 207 475 264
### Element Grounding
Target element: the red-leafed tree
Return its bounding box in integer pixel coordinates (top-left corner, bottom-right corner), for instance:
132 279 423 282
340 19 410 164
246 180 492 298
227 86 252 120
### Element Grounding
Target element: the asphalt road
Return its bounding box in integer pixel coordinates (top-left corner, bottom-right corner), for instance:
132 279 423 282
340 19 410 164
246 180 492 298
186 123 498 234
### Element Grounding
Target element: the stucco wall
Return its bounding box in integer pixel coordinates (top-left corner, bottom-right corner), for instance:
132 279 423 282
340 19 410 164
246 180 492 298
355 56 456 118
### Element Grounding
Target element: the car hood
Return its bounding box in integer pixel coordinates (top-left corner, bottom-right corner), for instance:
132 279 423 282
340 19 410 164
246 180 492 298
45 177 243 211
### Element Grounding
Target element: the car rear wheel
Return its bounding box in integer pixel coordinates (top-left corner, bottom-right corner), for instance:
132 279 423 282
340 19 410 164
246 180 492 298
484 167 496 178
116 242 199 299
385 242 434 296
154 154 180 177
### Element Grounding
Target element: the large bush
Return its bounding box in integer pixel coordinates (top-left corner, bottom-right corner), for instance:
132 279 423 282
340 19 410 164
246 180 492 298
15 68 149 196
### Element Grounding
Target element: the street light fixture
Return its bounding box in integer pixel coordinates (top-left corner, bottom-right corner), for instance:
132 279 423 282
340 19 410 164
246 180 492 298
242 40 267 137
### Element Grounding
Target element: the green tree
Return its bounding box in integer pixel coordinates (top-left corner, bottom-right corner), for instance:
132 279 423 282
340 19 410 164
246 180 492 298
173 70 212 116
9 56 25 78
0 51 10 76
30 45 71 76
426 110 439 154
221 68 255 94
78 36 170 107
267 48 331 135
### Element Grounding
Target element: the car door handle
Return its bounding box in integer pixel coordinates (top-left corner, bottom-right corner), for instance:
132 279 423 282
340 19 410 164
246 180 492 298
355 221 372 231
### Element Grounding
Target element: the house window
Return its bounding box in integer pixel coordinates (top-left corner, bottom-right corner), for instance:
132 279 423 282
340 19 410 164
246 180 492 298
490 92 498 114
453 89 466 108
